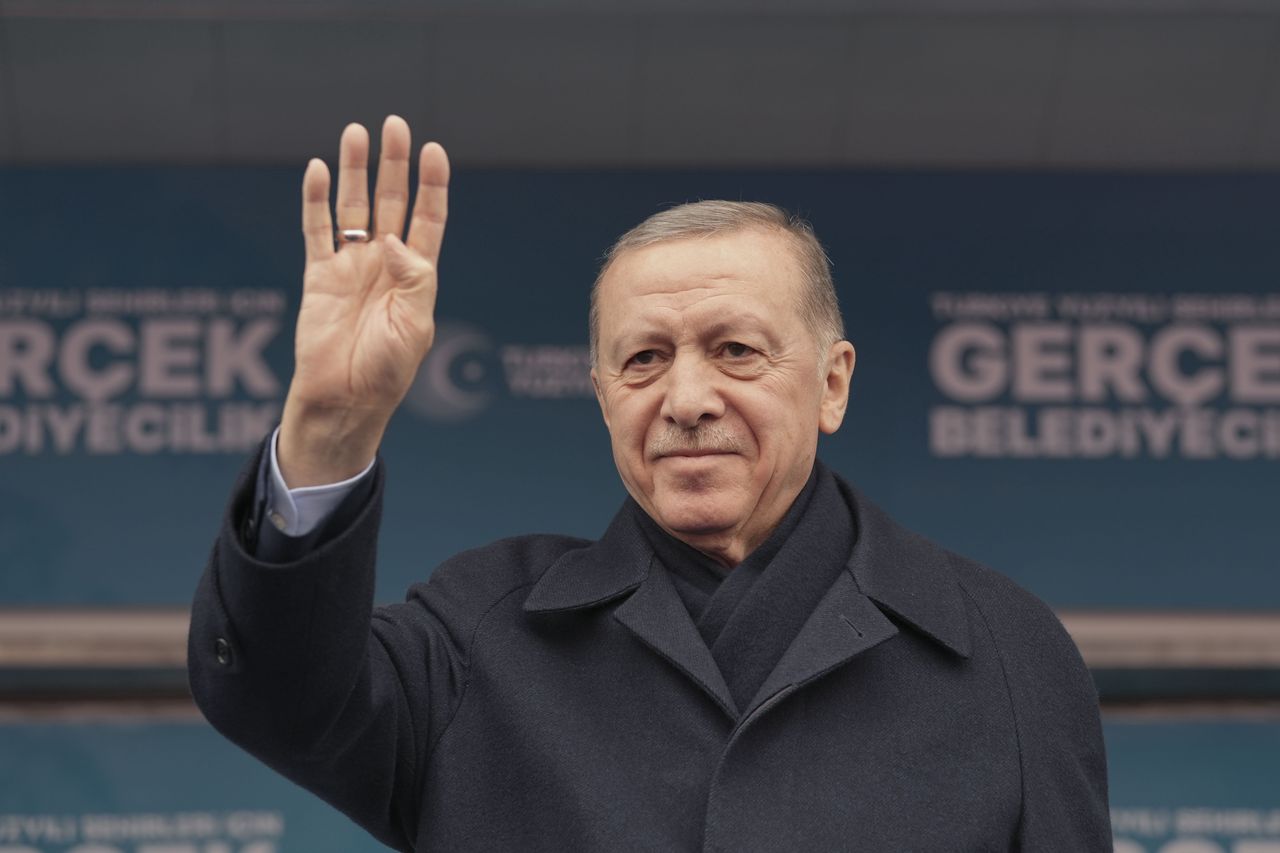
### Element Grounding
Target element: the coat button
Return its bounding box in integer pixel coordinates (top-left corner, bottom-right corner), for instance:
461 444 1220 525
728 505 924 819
214 637 233 666
240 514 258 549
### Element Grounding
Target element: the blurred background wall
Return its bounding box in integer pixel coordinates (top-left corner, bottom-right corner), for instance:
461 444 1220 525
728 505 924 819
1 2 1279 851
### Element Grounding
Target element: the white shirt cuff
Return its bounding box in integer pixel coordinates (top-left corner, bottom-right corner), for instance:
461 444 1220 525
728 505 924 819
265 426 376 537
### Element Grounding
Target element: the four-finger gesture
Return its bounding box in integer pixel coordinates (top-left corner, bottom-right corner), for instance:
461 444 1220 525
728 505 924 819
279 116 450 487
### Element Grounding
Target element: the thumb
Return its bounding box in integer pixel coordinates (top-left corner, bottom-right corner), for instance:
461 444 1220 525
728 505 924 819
383 233 436 287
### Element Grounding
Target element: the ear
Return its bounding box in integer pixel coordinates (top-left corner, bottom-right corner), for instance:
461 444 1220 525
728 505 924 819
591 368 611 429
818 341 856 434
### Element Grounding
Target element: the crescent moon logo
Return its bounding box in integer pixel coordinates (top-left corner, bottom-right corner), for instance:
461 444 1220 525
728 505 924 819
403 322 498 422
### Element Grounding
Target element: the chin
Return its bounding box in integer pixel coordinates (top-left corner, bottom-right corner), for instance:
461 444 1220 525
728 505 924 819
632 460 754 538
650 492 742 538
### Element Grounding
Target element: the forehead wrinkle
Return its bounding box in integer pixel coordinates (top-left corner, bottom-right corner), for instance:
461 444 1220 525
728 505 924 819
625 297 773 338
608 306 686 353
626 288 765 325
613 254 755 292
597 233 808 358
625 280 731 305
607 285 736 332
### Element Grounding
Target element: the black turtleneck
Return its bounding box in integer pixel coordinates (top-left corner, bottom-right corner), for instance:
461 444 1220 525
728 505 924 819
631 462 857 715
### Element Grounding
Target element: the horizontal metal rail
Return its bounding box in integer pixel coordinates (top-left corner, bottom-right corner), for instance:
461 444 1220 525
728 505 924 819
1060 612 1280 669
1 608 1278 669
0 609 190 668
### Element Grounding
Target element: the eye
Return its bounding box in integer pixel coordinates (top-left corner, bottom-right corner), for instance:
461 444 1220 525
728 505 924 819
627 350 658 367
722 342 755 358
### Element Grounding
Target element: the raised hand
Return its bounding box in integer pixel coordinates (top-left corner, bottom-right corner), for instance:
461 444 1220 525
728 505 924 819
278 116 450 487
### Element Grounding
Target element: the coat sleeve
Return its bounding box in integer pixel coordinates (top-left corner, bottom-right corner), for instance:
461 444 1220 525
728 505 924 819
187 441 468 852
964 576 1113 852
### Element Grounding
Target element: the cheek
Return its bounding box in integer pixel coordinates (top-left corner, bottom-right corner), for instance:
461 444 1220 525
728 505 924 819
735 386 820 456
606 393 659 454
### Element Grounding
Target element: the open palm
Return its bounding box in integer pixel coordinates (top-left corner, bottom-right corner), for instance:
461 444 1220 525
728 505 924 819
279 117 450 486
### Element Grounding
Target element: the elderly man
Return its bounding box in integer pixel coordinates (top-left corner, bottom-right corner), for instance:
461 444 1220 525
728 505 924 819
189 116 1111 852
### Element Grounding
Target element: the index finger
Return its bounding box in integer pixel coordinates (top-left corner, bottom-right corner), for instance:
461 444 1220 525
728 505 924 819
404 142 450 263
301 158 335 263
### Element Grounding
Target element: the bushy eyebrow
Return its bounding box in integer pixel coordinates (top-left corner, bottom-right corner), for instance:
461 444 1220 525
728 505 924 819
606 330 667 360
700 316 774 342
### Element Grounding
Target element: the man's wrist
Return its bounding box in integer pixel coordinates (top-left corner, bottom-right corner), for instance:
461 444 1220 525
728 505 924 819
265 426 375 537
277 399 386 488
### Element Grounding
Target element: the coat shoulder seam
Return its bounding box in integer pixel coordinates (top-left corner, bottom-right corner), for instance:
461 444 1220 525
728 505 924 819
419 578 537 795
955 578 1027 844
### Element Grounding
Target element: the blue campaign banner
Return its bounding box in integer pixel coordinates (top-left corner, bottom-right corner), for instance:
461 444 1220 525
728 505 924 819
0 168 1277 607
1 716 1277 852
1107 718 1280 852
0 719 387 852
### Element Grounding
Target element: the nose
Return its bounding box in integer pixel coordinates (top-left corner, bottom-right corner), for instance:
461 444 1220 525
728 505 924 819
659 354 725 429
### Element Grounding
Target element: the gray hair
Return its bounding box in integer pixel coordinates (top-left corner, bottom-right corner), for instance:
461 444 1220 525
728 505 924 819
588 200 845 366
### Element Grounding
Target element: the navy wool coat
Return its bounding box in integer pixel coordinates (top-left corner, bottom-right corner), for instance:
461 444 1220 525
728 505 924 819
188 446 1111 852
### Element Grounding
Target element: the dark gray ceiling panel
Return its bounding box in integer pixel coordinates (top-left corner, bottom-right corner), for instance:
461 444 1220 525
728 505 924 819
838 17 1064 166
430 18 639 166
6 18 222 162
221 20 434 165
1047 17 1273 168
3 8 1280 168
1245 22 1280 168
0 17 19 160
7 0 1280 19
636 18 851 166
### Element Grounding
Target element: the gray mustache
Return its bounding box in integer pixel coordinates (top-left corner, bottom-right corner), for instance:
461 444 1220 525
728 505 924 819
648 426 744 458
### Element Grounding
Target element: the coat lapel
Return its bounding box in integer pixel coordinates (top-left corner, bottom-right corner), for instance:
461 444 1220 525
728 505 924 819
739 475 974 723
521 502 650 613
523 500 739 720
524 474 975 729
840 479 973 660
613 568 739 719
742 568 898 719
